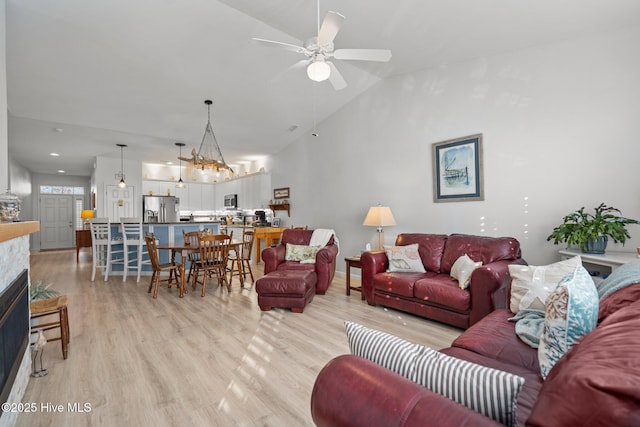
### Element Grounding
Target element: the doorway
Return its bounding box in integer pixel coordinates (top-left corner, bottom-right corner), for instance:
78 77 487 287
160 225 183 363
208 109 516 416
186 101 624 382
40 195 74 249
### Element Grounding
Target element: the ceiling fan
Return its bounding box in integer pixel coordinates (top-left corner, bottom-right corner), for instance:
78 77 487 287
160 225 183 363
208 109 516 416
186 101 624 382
252 1 392 90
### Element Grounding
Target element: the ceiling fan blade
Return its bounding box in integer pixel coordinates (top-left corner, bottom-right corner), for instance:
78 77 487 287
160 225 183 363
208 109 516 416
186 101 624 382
287 58 311 71
327 62 347 91
318 11 345 47
251 38 311 55
333 49 392 62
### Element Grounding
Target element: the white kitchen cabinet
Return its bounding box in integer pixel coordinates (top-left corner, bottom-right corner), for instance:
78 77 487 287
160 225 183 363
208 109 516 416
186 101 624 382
173 184 188 210
201 184 216 210
142 181 160 196
189 183 203 210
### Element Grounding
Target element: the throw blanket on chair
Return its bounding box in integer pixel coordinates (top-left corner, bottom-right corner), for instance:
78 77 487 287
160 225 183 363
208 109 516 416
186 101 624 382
597 260 640 300
309 229 339 250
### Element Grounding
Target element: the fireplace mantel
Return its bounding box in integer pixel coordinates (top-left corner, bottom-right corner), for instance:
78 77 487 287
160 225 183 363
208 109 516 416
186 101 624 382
0 222 40 243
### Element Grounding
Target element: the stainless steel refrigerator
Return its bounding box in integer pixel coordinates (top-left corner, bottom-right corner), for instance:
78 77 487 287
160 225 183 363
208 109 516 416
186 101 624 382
142 196 179 222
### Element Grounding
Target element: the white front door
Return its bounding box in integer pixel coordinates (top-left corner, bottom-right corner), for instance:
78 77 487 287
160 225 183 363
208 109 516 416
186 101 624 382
40 195 74 249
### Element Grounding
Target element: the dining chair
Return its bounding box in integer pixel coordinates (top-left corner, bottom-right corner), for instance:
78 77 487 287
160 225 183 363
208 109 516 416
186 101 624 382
192 234 232 296
121 217 151 282
182 229 204 283
228 230 255 288
89 218 125 281
144 233 181 298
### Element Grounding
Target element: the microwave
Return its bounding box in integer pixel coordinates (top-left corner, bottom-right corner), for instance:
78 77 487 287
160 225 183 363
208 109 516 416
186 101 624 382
224 194 237 208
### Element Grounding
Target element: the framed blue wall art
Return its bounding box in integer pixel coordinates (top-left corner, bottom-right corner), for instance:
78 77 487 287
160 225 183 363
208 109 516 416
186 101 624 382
432 134 484 202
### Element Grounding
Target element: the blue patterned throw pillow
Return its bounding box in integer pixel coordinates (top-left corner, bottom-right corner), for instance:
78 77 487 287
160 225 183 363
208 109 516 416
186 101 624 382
538 265 598 378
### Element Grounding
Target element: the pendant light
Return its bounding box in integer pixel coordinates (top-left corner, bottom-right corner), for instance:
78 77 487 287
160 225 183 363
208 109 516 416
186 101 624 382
175 142 186 188
116 144 127 188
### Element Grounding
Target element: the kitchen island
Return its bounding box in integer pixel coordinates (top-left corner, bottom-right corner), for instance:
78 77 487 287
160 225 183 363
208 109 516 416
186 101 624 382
109 221 220 271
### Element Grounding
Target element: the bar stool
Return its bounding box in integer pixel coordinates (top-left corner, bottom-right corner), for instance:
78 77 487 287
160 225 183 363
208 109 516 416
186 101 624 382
89 218 125 281
30 296 70 360
121 217 151 282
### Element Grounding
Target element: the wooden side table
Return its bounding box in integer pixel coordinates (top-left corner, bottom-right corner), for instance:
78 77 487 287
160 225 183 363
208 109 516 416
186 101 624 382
75 229 92 263
345 256 365 300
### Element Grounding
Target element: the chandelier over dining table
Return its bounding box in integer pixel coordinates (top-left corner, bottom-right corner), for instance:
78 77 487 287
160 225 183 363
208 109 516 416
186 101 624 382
180 99 234 176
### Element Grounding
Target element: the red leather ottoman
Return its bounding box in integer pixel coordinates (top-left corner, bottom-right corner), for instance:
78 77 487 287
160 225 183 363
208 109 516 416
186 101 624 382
255 270 317 313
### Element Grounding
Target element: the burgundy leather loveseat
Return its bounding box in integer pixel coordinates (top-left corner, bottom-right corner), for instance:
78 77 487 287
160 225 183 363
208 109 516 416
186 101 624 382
310 282 640 426
361 233 525 329
261 229 338 294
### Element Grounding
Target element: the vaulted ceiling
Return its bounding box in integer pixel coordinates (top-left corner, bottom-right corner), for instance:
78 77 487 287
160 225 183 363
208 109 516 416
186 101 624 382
7 0 640 176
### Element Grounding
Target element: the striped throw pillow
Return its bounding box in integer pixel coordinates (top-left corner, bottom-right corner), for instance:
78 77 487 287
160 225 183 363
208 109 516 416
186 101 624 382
344 321 422 378
344 322 524 427
412 349 524 427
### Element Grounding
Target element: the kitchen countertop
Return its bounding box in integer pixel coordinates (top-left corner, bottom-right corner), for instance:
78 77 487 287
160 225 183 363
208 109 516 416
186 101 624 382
143 221 221 225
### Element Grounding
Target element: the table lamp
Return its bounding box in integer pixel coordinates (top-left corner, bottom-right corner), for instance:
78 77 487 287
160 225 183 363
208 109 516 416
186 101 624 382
81 210 95 229
363 205 397 251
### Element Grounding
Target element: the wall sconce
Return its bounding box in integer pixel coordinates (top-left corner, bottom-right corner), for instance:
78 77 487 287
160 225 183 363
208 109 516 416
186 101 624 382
363 205 397 251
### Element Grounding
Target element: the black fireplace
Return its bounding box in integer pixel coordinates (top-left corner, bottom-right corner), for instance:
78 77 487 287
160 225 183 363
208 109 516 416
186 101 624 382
0 269 29 408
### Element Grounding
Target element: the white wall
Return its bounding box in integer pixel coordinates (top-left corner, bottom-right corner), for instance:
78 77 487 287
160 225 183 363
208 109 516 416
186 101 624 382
0 0 7 193
270 25 640 267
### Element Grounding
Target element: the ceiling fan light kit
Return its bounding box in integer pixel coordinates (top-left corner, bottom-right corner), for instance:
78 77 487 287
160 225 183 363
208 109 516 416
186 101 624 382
307 60 331 82
251 1 391 90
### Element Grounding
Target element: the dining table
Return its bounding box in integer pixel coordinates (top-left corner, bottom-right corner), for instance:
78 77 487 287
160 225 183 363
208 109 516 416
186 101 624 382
253 227 287 264
157 240 241 297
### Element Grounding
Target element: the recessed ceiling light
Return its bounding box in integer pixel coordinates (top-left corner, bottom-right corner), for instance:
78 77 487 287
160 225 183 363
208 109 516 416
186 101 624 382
53 128 63 133
57 170 65 173
49 152 60 157
166 161 173 165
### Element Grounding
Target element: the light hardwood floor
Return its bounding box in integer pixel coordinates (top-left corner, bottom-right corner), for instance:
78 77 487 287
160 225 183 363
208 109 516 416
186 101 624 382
17 249 461 427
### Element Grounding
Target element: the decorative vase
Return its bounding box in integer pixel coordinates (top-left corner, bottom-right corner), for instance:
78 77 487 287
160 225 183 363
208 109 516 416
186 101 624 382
0 190 21 223
582 236 608 254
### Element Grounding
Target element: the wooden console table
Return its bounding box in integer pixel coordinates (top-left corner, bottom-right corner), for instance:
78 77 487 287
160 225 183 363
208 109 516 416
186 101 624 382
75 229 92 262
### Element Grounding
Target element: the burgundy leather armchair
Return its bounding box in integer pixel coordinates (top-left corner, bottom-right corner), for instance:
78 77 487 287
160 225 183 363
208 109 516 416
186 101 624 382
261 229 338 294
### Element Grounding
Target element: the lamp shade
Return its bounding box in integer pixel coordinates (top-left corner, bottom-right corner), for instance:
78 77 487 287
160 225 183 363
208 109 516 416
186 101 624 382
363 205 397 227
81 210 95 220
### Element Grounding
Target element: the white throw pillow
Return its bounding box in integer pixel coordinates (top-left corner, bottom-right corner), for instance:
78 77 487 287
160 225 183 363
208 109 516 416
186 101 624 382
509 256 582 314
385 244 426 273
450 254 483 289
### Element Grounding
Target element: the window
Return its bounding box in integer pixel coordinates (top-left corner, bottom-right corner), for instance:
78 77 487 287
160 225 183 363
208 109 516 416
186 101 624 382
39 185 85 195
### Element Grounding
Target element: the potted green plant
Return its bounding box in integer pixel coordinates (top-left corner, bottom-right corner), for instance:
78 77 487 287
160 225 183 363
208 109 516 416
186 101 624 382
547 203 639 254
30 280 60 301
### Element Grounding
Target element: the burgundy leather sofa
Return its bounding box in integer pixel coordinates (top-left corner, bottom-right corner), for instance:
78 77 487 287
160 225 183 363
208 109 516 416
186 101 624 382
311 283 640 426
361 233 525 329
261 229 338 294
